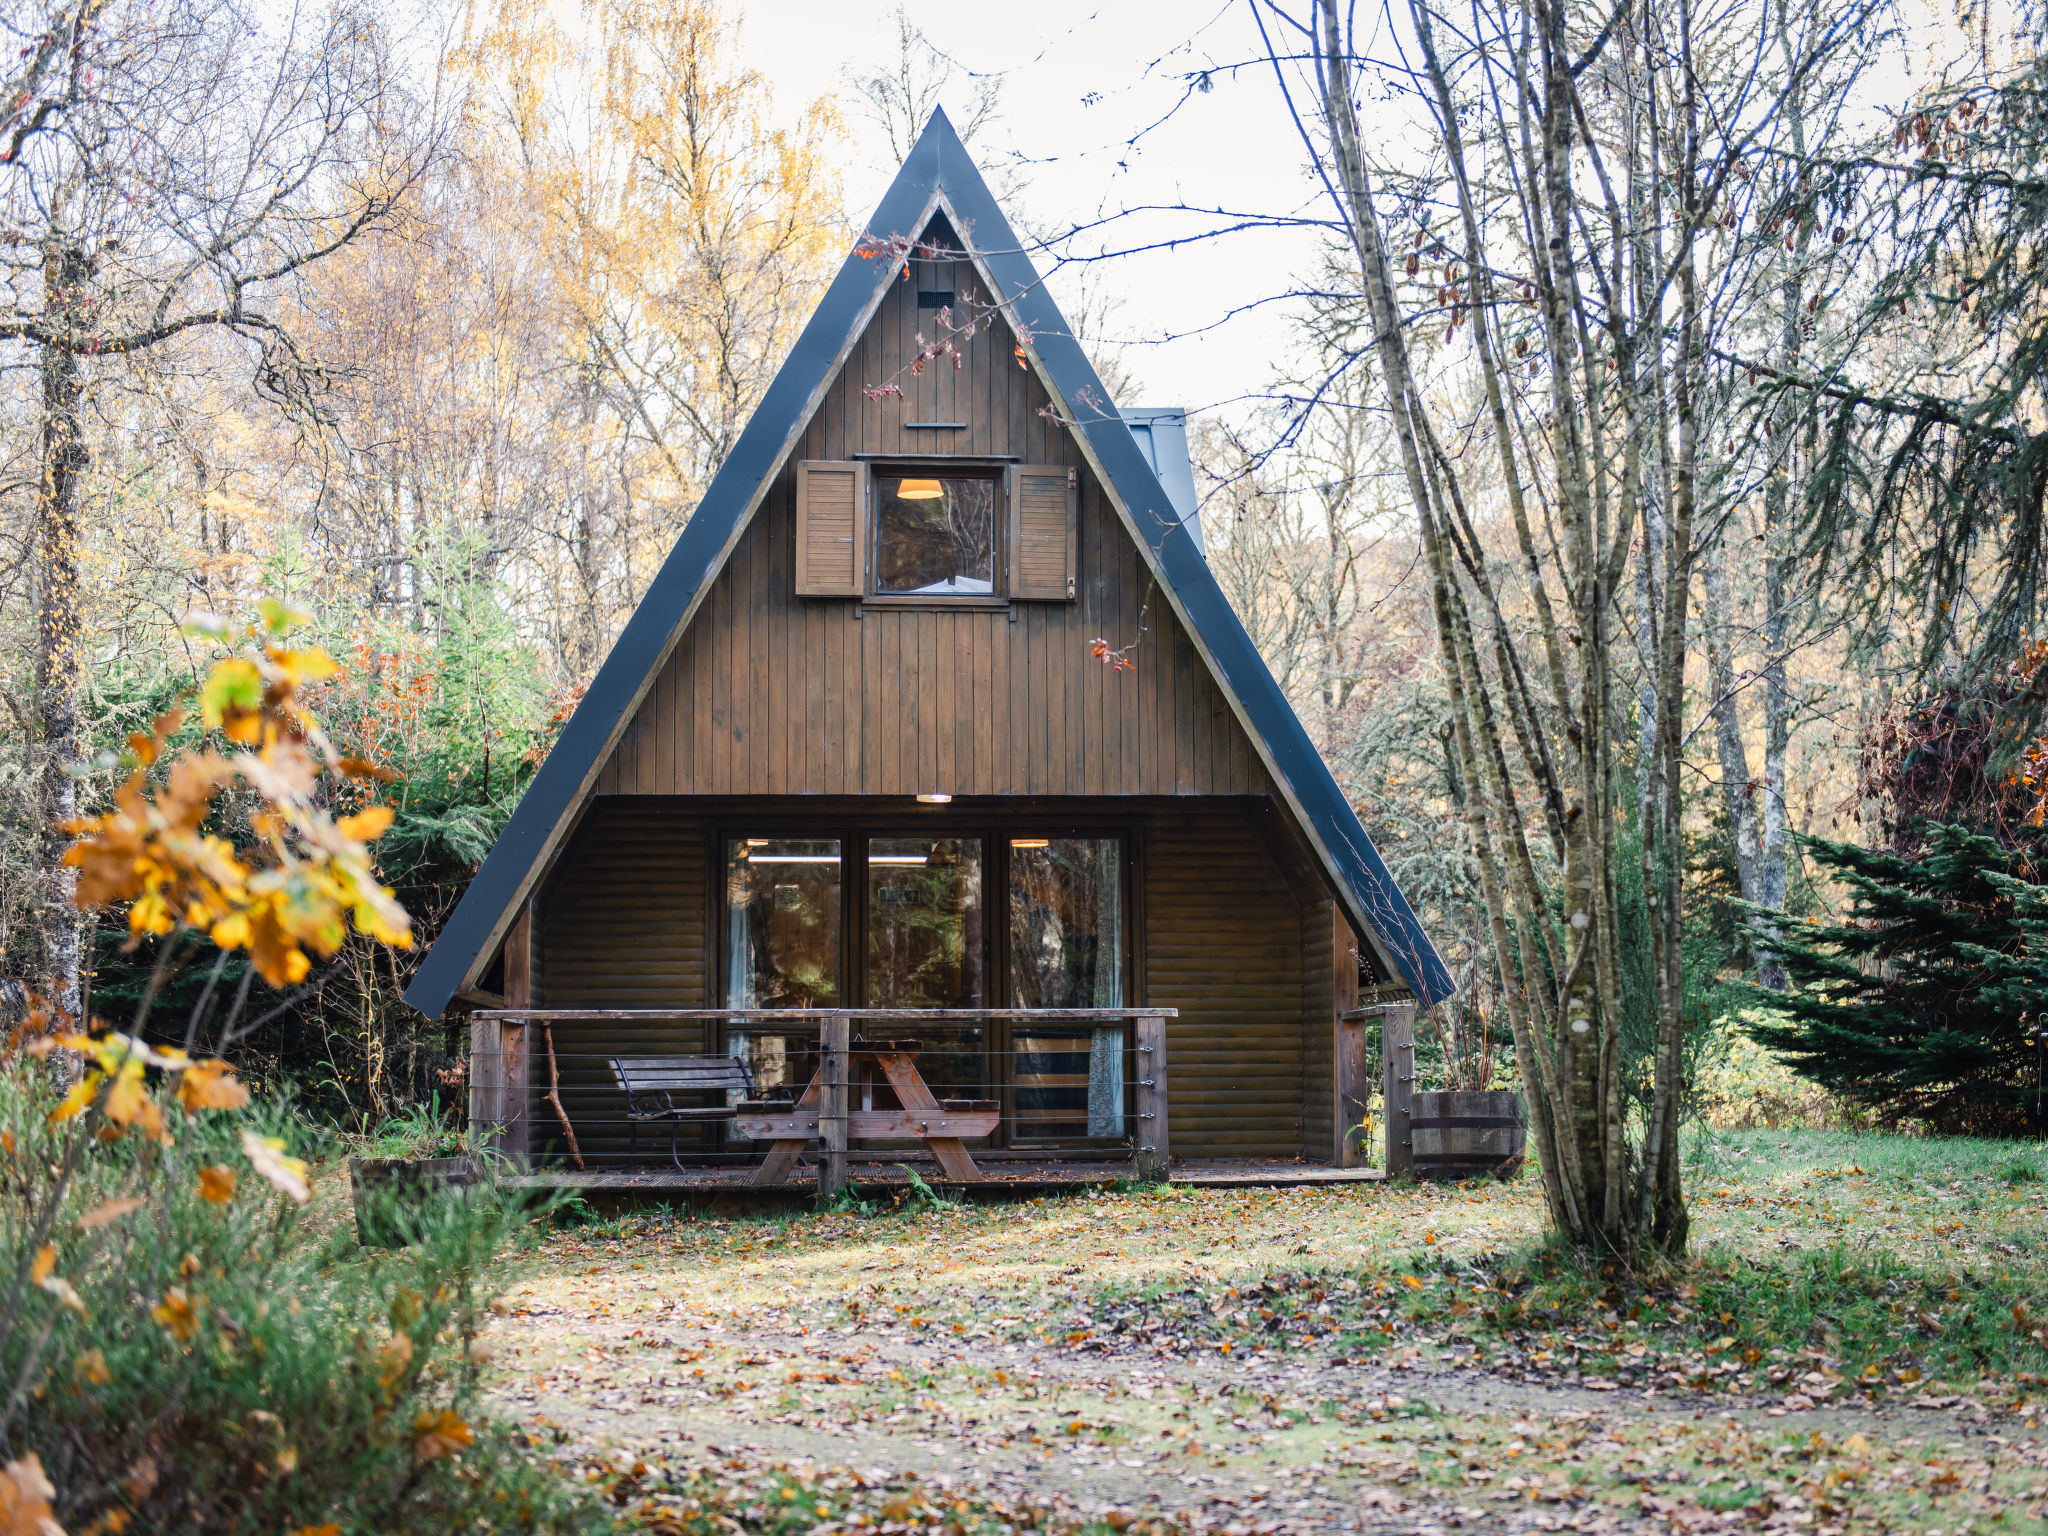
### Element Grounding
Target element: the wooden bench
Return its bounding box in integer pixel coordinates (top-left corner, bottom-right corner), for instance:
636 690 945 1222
609 1055 767 1168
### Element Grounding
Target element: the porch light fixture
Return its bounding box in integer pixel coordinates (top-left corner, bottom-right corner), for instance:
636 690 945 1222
896 477 944 500
915 791 952 804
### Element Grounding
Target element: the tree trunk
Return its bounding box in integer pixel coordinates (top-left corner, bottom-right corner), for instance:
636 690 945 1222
36 241 87 1025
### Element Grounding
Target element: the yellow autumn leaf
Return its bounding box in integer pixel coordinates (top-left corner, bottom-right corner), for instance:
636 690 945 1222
48 1075 98 1124
241 1129 310 1204
197 1165 237 1204
334 804 393 841
413 1409 474 1460
28 1246 54 1285
1401 1274 1425 1290
275 646 338 682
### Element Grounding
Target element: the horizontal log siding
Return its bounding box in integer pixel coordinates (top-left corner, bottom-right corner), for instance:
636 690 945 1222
592 247 1268 801
1142 806 1306 1158
522 798 1323 1165
532 802 711 1163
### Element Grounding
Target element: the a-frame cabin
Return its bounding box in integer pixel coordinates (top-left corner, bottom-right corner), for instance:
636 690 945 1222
405 109 1450 1185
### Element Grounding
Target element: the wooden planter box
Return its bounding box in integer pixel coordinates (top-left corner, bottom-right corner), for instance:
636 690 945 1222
349 1154 486 1247
1411 1090 1525 1181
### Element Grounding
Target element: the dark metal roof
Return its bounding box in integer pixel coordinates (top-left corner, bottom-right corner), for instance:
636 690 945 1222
403 108 1453 1017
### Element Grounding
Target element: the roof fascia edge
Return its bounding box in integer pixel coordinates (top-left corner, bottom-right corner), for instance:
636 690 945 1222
402 154 951 1016
442 189 944 996
930 141 1450 1003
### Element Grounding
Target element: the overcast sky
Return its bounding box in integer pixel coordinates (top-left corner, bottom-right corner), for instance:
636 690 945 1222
736 2 1336 421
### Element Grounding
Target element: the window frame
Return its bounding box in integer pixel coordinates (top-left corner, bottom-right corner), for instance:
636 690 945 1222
861 459 1010 608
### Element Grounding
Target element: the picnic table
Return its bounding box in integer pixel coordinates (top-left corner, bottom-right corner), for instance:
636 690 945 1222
732 1038 1000 1185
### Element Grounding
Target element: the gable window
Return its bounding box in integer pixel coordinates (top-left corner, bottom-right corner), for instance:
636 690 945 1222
873 470 997 595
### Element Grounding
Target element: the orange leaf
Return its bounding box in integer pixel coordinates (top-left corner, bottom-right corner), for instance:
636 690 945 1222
413 1409 474 1461
176 1060 250 1115
0 1452 59 1536
197 1165 237 1204
28 1246 53 1285
151 1287 199 1342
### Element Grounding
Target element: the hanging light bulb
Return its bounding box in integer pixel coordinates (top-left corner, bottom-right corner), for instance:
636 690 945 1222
897 477 943 500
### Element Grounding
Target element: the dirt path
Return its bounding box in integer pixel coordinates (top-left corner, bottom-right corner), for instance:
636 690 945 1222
480 1177 2039 1534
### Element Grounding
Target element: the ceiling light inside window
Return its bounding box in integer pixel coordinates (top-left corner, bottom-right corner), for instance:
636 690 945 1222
897 477 943 500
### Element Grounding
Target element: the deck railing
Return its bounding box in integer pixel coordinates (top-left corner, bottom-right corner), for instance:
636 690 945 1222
466 1007 1176 1193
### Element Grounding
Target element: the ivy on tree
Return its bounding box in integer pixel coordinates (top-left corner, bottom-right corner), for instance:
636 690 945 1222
1747 825 2048 1134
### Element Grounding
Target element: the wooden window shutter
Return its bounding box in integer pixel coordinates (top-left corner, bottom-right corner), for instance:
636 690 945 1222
794 460 865 596
1009 464 1078 600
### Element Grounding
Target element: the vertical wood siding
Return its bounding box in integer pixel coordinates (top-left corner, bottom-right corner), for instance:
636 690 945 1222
592 247 1269 801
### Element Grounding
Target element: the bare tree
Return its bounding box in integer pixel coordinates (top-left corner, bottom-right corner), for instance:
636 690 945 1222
1244 0 1879 1252
0 0 440 1017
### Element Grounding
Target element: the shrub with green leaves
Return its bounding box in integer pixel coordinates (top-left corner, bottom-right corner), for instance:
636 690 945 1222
0 1051 599 1534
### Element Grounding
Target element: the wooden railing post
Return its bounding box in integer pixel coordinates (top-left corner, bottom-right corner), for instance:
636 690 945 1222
468 1013 501 1151
816 1010 849 1207
496 905 535 1168
1133 1013 1170 1184
1381 1002 1415 1179
1337 1014 1371 1168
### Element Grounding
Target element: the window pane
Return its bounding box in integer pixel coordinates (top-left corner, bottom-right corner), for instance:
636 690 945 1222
1009 837 1124 1140
725 838 839 1007
875 474 996 595
1008 838 1122 1007
1014 1027 1124 1141
867 837 983 1007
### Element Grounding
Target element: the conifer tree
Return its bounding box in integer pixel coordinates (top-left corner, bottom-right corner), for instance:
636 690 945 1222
1747 825 2048 1134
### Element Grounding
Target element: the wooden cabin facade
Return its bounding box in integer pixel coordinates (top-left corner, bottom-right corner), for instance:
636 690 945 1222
405 110 1450 1182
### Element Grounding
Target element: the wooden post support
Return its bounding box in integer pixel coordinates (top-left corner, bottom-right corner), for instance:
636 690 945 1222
468 1013 501 1152
1333 914 1368 1167
1381 1001 1416 1179
494 905 534 1169
1133 1013 1170 1183
816 1011 849 1207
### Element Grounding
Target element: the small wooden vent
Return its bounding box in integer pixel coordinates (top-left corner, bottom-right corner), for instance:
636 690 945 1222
1010 464 1079 601
916 289 956 309
794 460 864 596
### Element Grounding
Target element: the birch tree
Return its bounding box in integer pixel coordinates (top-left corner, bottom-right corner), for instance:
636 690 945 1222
0 0 438 1021
1252 0 1880 1252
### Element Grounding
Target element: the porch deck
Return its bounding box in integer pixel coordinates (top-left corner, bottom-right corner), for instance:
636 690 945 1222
506 1156 1384 1197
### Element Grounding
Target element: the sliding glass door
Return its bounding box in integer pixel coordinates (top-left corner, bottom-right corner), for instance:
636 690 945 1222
1008 838 1125 1141
717 827 1128 1145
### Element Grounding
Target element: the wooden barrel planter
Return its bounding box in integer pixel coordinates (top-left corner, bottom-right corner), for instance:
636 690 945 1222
349 1155 486 1248
1410 1090 1525 1180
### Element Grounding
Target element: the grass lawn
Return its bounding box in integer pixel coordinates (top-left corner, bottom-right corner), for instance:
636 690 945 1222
481 1128 2048 1535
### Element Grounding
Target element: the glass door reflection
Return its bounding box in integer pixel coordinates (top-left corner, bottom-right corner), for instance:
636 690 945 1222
863 837 985 1132
1009 837 1125 1142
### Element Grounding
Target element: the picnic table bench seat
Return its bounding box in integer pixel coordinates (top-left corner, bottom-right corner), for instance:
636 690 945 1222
608 1054 788 1167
